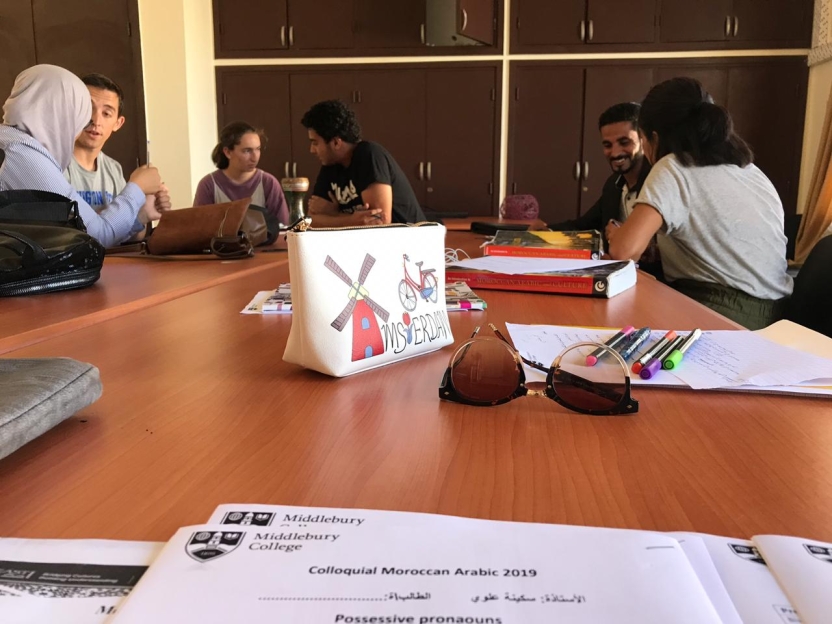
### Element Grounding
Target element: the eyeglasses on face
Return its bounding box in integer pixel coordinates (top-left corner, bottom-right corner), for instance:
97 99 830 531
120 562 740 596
439 324 638 415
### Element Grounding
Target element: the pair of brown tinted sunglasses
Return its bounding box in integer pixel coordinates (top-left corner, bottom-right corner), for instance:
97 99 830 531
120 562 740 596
439 324 638 415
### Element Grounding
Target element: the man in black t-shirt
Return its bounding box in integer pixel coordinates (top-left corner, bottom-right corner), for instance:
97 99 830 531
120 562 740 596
301 100 426 226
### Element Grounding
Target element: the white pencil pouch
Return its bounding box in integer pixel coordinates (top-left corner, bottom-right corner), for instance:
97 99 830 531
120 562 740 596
283 222 454 377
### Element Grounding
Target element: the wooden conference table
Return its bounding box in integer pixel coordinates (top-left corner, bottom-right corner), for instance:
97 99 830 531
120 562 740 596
1 231 831 545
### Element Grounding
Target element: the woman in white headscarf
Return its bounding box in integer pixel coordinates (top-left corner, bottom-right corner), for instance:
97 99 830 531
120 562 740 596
0 65 161 246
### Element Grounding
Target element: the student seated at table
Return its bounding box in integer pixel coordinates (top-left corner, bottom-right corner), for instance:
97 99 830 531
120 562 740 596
64 73 171 241
301 99 426 226
0 64 162 247
607 77 792 330
548 101 661 279
193 121 288 224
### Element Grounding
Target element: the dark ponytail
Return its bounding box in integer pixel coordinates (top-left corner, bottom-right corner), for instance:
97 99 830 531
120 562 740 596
639 77 753 167
211 121 267 170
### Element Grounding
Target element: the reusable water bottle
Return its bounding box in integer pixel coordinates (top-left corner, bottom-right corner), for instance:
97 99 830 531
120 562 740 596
281 177 309 223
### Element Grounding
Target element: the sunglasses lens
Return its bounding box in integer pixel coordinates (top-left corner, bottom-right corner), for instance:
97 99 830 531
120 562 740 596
450 339 520 403
552 344 628 412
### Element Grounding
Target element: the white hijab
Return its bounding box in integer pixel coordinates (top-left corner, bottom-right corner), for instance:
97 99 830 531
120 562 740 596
2 64 92 171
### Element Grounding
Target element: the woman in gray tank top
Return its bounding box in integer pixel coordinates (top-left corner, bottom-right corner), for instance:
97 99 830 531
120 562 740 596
193 122 288 225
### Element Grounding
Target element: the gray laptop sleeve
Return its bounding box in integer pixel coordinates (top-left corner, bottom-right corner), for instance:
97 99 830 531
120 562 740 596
0 358 102 461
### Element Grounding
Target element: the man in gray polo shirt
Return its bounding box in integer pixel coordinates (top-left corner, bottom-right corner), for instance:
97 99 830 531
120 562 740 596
64 73 170 239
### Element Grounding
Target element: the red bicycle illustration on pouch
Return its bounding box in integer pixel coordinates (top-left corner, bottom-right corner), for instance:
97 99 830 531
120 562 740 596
398 254 438 311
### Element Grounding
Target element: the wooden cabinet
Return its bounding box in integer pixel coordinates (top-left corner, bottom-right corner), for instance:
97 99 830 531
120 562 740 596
215 0 353 55
355 0 426 49
0 2 37 102
508 64 655 223
424 67 497 215
660 0 811 47
731 0 810 45
511 0 657 49
215 0 499 57
216 64 499 216
508 66 585 224
0 0 146 174
288 0 355 50
459 0 497 45
509 58 806 223
215 0 287 53
659 0 732 43
512 0 810 51
586 0 658 45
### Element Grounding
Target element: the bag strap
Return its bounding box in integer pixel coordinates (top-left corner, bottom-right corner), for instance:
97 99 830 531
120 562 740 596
0 228 49 266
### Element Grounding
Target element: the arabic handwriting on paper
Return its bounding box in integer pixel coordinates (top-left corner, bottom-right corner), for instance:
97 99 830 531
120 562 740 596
471 592 587 605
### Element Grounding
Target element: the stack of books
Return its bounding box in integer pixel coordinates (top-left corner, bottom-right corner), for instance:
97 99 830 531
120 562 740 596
484 229 603 259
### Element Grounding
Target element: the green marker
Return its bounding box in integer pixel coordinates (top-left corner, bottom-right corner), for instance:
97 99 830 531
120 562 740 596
663 328 703 370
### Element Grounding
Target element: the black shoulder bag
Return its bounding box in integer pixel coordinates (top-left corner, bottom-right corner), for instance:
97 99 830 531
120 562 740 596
0 159 105 296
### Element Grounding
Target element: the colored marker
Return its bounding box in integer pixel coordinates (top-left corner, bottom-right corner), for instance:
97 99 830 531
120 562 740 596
640 335 685 380
632 330 677 374
586 325 635 366
617 327 652 361
663 328 703 370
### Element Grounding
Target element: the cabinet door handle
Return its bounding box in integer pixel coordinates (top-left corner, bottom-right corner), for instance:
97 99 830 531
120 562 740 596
724 16 731 37
280 25 286 47
582 161 589 180
420 23 425 44
289 25 294 47
573 161 581 180
293 162 297 177
284 162 290 178
732 16 739 37
580 20 586 41
512 182 517 194
357 90 362 104
461 8 468 32
588 19 594 41
418 162 424 180
426 161 432 181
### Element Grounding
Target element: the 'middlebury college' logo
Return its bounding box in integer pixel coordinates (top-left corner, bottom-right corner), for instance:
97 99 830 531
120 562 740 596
729 543 766 565
186 531 244 563
221 511 275 526
805 544 832 564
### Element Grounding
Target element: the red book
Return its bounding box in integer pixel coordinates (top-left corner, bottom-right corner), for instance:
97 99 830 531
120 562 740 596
483 230 602 260
445 261 636 299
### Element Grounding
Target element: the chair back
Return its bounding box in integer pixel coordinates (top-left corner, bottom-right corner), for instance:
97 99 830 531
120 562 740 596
786 235 832 337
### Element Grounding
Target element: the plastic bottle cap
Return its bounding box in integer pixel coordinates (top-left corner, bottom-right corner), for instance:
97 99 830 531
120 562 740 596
663 351 683 370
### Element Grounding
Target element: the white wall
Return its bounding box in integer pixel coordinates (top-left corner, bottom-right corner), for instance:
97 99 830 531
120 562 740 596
138 0 217 209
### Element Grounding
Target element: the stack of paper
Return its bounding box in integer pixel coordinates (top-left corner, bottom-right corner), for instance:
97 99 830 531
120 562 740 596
241 284 293 314
2 505 830 623
505 321 832 397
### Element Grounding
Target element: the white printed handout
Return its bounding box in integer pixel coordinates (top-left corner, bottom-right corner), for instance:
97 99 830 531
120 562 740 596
0 538 162 624
446 256 619 275
672 533 802 624
674 535 743 624
754 535 832 624
505 323 832 392
112 506 724 623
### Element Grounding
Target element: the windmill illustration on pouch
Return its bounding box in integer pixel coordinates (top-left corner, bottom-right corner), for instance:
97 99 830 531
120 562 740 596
325 254 390 362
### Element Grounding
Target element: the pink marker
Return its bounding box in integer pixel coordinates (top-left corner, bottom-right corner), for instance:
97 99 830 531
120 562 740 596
586 325 635 366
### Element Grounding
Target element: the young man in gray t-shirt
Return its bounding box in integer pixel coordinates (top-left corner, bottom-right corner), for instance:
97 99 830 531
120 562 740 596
64 73 171 238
